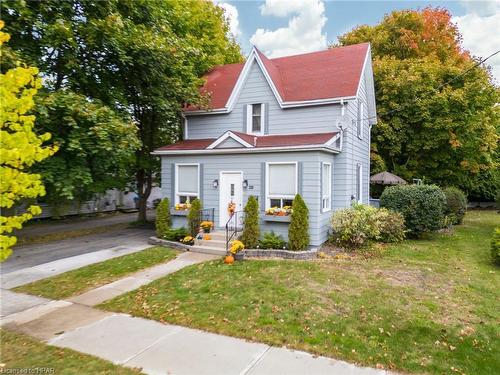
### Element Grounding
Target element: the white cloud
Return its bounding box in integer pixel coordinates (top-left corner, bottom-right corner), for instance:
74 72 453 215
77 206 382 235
215 1 241 38
250 0 327 58
453 2 500 83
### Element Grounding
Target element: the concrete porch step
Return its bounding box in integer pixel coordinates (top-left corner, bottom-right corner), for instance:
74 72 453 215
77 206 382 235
187 245 226 256
195 239 226 249
205 231 227 241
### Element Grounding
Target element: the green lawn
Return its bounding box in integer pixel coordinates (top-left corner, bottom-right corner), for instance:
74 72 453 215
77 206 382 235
15 246 178 299
100 211 500 374
0 329 142 374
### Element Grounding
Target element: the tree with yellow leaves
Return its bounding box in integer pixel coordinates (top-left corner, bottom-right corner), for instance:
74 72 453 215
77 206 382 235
0 22 57 261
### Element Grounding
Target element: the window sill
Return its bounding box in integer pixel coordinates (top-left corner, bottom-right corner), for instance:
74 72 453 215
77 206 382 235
170 209 189 216
261 214 291 223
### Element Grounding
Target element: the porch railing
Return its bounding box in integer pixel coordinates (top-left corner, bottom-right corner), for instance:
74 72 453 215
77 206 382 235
225 211 244 253
189 208 215 236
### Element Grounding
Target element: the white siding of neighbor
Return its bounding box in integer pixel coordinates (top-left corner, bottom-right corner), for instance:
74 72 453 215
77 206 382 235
186 61 342 139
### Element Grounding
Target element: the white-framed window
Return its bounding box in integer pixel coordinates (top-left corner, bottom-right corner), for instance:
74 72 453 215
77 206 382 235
355 163 362 203
357 100 364 139
175 164 199 204
266 162 297 208
322 162 332 212
246 103 264 135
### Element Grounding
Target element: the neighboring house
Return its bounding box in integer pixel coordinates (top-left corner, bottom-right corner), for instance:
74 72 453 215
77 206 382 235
153 43 376 246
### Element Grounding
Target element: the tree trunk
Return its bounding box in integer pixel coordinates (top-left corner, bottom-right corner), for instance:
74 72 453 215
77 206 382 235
136 167 153 222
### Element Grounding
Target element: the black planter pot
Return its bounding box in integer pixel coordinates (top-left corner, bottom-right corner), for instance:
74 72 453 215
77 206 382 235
234 252 244 261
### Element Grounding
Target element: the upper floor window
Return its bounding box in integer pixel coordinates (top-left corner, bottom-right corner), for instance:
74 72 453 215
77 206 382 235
175 164 199 204
246 103 264 135
266 162 297 208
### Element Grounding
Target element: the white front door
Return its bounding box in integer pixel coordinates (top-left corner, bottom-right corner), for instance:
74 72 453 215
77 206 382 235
219 172 243 227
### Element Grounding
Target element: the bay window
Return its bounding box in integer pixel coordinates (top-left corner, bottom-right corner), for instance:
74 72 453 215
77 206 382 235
266 162 297 208
175 164 199 204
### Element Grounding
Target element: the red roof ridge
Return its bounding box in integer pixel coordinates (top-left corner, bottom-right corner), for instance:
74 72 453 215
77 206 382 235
269 42 370 61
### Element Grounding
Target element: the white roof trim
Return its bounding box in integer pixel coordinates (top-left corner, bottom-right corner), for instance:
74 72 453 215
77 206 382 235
206 131 254 149
153 144 341 156
325 133 341 146
355 43 371 98
184 45 363 115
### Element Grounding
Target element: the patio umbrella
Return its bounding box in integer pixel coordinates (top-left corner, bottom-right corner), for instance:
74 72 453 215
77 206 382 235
370 171 407 185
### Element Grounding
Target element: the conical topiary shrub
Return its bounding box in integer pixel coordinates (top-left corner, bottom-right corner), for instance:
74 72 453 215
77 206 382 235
240 195 260 248
288 194 310 250
187 198 202 236
155 198 171 238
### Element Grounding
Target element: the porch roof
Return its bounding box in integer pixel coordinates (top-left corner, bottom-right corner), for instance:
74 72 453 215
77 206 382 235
155 131 339 153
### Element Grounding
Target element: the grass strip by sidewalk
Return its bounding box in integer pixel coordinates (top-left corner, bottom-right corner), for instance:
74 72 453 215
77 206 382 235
14 246 177 300
0 329 142 374
100 211 500 375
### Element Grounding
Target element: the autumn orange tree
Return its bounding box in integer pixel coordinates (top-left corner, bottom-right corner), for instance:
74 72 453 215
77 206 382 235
338 7 499 200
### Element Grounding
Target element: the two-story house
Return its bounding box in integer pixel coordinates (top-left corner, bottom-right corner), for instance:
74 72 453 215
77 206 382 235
153 42 376 247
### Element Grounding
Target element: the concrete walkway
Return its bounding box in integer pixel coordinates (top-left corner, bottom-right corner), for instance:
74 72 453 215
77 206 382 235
1 252 390 375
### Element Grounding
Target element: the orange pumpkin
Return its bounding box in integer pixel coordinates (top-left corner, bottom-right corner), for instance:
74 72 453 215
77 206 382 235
224 255 234 264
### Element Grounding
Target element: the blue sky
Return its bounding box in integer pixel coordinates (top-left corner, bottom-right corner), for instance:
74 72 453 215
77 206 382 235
215 1 500 81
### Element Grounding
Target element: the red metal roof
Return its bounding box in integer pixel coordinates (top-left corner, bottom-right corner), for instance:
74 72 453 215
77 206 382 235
185 43 369 111
155 132 338 152
155 139 214 151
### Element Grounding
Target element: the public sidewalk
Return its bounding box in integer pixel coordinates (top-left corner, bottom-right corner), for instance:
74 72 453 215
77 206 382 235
1 252 390 375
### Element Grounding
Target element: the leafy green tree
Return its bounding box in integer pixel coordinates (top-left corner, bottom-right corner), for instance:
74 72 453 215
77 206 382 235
33 91 139 208
3 0 243 221
240 196 260 248
288 194 310 250
155 198 171 238
338 7 499 200
187 198 202 237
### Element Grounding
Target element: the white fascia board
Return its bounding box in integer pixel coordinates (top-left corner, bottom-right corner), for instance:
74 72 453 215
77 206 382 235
153 144 341 156
355 44 371 99
280 96 357 108
206 131 254 149
325 133 341 146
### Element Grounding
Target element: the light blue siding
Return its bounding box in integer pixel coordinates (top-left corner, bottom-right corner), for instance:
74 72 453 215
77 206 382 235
161 151 333 246
162 50 374 247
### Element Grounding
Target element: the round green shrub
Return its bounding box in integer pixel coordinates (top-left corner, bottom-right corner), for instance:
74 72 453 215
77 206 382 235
331 204 380 248
330 205 405 248
187 198 202 236
380 184 446 237
492 227 500 266
240 195 260 248
375 208 406 243
259 231 286 249
164 227 189 241
442 187 467 225
288 194 310 250
155 198 171 238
